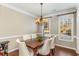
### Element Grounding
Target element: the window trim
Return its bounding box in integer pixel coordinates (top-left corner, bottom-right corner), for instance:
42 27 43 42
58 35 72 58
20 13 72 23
58 13 75 42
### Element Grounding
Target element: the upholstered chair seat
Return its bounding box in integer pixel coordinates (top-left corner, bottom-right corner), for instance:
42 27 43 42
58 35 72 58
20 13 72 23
38 39 52 55
16 39 34 56
50 35 57 55
31 34 37 39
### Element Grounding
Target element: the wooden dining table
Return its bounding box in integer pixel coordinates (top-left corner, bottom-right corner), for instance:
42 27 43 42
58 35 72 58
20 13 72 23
25 39 43 56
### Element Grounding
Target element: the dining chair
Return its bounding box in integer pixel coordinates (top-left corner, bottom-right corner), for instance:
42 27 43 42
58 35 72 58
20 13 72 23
16 39 34 56
23 34 31 41
38 39 52 56
44 34 52 38
31 34 37 39
50 35 57 55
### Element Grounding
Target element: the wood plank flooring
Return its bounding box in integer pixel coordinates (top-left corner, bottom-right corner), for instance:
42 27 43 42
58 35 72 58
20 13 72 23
54 46 77 56
8 46 77 56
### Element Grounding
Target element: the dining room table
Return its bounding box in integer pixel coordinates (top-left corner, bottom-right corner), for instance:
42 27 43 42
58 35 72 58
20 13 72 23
25 39 44 56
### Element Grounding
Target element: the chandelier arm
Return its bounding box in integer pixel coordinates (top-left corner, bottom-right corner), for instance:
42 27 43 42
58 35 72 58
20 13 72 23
40 3 43 20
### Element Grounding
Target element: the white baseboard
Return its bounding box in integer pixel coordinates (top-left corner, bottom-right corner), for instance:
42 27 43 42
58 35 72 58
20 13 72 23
55 44 76 51
8 48 18 53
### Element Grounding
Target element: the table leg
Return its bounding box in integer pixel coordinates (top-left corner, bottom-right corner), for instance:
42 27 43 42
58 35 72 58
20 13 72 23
33 48 37 56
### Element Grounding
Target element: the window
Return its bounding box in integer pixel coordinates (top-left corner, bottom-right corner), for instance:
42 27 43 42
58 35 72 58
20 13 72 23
58 13 75 42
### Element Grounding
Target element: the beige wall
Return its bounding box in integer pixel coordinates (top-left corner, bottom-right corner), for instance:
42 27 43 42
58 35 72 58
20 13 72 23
0 5 36 37
0 5 36 52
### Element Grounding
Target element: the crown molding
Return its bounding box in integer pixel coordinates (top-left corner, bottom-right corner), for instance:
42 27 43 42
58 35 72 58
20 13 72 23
0 3 36 18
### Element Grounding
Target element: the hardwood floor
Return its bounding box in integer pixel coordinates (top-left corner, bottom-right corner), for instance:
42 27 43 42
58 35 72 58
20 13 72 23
8 46 77 56
54 46 77 56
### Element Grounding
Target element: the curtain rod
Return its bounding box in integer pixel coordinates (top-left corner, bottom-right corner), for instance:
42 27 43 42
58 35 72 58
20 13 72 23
44 11 76 19
57 11 76 16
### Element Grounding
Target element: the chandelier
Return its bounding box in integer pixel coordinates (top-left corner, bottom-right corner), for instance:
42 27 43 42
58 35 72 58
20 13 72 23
35 3 48 25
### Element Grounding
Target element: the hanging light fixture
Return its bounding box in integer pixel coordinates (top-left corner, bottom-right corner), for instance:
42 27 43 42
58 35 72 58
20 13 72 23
35 3 48 25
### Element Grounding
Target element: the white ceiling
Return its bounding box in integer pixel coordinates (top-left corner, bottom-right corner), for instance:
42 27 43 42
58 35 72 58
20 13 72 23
5 3 78 17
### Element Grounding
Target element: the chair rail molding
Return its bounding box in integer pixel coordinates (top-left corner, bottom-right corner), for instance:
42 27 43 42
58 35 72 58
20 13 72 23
0 33 38 40
0 35 22 40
